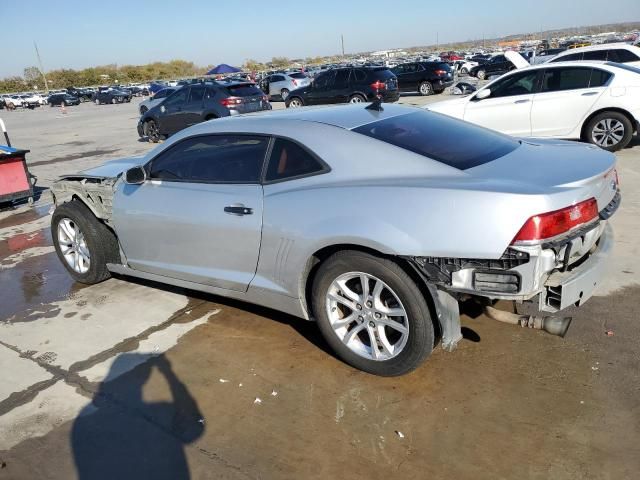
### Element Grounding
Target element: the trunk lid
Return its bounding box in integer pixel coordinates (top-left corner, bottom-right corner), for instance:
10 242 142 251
468 139 618 210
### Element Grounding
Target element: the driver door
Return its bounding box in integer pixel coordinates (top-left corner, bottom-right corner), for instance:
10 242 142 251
464 70 540 137
112 134 269 292
158 87 189 135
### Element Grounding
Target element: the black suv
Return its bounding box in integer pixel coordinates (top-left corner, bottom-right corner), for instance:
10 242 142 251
137 81 271 142
48 93 80 106
284 67 399 107
391 62 454 95
67 87 93 102
469 55 517 80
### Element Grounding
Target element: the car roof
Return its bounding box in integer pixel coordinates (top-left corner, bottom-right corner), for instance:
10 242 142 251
557 43 637 54
232 103 413 130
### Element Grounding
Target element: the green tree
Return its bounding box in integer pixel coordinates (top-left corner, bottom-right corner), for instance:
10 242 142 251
23 66 42 86
270 56 290 69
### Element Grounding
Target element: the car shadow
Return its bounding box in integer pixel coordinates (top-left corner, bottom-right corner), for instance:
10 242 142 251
110 274 336 358
71 353 203 480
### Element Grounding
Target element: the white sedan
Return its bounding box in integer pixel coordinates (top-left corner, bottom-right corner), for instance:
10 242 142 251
426 61 640 151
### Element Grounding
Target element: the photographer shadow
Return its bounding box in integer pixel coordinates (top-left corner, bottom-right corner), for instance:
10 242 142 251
72 353 203 480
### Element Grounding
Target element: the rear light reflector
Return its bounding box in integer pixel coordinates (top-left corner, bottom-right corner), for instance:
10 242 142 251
434 69 447 75
220 97 243 107
511 198 599 244
370 80 387 91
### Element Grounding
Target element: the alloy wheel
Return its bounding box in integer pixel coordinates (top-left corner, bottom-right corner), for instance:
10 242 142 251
349 95 364 103
419 82 433 95
288 98 302 108
325 272 409 361
57 218 90 274
592 118 625 148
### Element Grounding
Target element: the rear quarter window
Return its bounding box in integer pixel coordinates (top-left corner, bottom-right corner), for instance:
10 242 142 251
289 72 307 79
353 110 519 170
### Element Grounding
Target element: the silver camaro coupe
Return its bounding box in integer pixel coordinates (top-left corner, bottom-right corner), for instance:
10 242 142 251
50 103 620 376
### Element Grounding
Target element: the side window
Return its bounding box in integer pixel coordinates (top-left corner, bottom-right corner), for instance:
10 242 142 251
163 88 188 108
489 71 538 98
492 56 505 63
149 135 269 183
352 69 367 83
155 90 167 99
265 138 326 182
589 69 612 87
608 49 640 63
540 67 591 92
583 50 607 61
272 75 285 82
334 69 350 88
416 63 426 71
188 86 205 103
314 71 335 88
551 52 583 62
393 65 405 74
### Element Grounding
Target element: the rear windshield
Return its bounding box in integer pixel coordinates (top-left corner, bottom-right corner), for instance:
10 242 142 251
225 84 264 97
289 72 307 79
353 110 519 170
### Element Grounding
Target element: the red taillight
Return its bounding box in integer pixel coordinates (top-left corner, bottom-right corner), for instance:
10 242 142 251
434 69 447 76
292 79 298 86
370 80 387 91
220 96 242 107
511 198 599 244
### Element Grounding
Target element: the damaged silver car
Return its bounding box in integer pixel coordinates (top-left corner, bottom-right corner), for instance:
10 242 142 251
50 104 620 376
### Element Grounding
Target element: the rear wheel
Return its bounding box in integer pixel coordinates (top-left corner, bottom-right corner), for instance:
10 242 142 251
349 94 366 103
281 88 290 101
94 99 100 105
585 111 633 152
144 119 161 142
312 251 434 376
476 69 486 80
51 201 119 284
460 67 469 75
419 81 434 96
111 98 117 104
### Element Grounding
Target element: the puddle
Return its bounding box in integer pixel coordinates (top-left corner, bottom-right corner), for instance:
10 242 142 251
0 228 87 322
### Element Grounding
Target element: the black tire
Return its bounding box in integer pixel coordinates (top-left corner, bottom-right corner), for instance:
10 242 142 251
476 69 486 80
95 99 100 105
460 67 469 75
286 97 304 108
144 119 161 143
62 100 67 107
49 102 53 107
349 94 366 103
111 98 117 104
139 105 148 115
51 200 120 284
312 250 434 376
281 88 289 101
584 111 633 152
419 81 434 96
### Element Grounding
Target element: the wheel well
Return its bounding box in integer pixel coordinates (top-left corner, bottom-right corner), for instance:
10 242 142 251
302 244 442 341
580 108 637 139
204 114 217 121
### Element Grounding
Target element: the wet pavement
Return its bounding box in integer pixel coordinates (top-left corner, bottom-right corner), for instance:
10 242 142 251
0 97 638 479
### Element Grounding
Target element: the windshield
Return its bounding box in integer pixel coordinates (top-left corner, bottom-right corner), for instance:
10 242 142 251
353 110 519 170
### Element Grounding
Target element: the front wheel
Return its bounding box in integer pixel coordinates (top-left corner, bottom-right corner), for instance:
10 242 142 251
51 201 119 284
287 97 303 108
460 67 469 75
585 112 633 152
111 98 117 104
419 81 434 96
476 69 486 80
312 251 434 376
144 119 161 142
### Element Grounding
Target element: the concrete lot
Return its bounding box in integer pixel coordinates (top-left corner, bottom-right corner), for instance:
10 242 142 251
0 95 639 479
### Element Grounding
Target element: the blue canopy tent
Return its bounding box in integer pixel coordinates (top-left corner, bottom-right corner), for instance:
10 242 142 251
206 64 242 75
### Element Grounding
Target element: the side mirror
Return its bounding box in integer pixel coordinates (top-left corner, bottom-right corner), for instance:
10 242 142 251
124 166 146 185
474 89 491 100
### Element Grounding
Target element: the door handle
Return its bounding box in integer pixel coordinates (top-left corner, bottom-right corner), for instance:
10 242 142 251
581 92 598 96
224 204 253 216
514 99 530 104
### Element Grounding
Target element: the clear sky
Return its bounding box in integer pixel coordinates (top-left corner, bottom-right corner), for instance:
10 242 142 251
2 0 639 76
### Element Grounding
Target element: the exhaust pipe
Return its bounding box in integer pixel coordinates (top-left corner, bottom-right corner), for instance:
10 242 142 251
484 305 572 338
